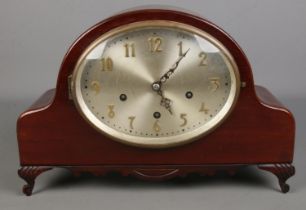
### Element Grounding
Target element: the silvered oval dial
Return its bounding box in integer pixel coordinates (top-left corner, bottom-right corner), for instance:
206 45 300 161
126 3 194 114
72 21 240 148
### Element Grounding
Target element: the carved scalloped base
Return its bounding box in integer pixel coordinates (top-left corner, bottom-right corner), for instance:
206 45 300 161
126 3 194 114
66 165 242 181
18 167 52 196
258 163 295 193
18 164 295 196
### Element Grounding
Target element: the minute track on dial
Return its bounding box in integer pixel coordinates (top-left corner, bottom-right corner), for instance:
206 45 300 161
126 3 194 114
73 21 239 147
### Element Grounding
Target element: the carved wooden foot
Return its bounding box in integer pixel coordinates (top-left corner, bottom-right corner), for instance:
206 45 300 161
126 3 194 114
258 164 295 193
18 166 52 196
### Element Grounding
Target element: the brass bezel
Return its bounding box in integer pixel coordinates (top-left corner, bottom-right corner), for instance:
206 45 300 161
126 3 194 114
71 20 241 148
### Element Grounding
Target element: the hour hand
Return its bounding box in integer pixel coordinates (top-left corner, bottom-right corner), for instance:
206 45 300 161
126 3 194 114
158 91 173 114
152 82 173 114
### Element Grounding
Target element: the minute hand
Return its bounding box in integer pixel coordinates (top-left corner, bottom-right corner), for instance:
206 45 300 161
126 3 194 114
159 49 190 84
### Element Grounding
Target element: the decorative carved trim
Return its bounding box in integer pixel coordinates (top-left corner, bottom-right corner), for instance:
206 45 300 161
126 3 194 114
64 165 243 182
133 169 179 181
18 164 295 195
258 163 295 193
18 166 52 196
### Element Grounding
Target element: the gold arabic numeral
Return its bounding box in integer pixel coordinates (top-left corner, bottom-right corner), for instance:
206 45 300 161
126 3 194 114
90 81 101 94
153 120 161 132
198 52 208 66
178 41 184 56
128 116 135 130
199 102 209 114
180 113 187 127
101 57 113 71
107 105 115 118
124 43 136 57
148 37 163 52
209 77 220 92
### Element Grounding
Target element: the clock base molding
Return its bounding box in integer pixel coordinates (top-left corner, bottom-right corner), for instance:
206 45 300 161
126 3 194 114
18 163 295 196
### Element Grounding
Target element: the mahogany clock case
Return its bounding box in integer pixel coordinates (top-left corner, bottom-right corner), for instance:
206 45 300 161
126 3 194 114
16 9 295 195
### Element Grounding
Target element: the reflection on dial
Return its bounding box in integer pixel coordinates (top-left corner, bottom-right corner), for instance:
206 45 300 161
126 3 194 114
72 21 240 148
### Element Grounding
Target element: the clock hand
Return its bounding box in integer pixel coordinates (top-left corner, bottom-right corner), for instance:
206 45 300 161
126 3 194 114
157 89 172 115
159 48 190 84
151 49 189 114
152 80 173 114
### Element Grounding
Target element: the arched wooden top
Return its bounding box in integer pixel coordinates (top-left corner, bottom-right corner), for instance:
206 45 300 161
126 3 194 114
53 8 255 103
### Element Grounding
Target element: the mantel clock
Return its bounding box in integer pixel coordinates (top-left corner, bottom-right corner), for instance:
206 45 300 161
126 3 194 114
17 8 295 196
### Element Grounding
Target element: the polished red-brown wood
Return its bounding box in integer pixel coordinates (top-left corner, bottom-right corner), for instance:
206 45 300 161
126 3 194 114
17 8 295 195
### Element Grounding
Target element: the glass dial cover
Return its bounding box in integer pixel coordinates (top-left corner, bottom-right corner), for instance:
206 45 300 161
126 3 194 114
72 21 240 148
